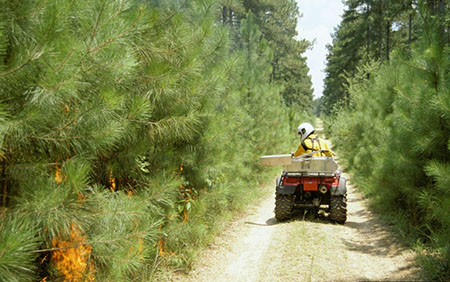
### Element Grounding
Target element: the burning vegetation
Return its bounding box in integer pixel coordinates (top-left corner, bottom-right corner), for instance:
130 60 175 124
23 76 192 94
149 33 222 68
51 224 95 281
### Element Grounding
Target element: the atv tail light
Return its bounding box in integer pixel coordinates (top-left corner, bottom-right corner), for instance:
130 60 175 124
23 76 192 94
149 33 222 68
282 177 300 186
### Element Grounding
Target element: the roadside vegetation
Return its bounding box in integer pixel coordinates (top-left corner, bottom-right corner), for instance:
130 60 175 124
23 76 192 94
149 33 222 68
320 1 449 280
0 0 313 281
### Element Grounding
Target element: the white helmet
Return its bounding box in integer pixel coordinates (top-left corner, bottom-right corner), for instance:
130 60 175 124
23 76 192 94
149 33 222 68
297 122 315 143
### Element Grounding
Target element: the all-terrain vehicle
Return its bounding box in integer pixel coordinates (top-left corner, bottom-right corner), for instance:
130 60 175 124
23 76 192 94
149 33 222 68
261 150 347 223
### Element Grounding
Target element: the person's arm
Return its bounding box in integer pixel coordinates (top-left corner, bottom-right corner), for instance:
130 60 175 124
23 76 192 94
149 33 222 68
322 142 333 157
293 143 306 157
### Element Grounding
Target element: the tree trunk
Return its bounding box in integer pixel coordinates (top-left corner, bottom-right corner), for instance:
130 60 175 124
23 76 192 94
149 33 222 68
1 163 6 207
271 58 278 83
271 63 275 83
366 2 371 59
386 21 390 61
378 1 384 63
438 0 447 44
428 0 436 14
408 12 412 44
438 0 445 17
222 6 227 25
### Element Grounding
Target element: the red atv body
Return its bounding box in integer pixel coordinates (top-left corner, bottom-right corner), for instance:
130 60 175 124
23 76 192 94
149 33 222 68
274 162 347 223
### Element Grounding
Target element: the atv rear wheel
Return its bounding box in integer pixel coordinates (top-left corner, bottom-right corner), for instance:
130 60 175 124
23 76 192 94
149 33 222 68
274 193 294 221
329 194 347 224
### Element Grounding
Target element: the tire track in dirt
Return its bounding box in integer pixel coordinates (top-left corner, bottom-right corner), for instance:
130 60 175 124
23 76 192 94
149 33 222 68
170 122 422 282
171 192 278 282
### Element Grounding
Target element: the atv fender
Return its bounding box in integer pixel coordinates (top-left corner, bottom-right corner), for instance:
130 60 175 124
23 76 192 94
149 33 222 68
276 177 282 187
331 177 346 196
276 177 297 195
276 185 297 195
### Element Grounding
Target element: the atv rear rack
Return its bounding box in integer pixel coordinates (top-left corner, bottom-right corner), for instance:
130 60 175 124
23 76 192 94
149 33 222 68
260 150 338 176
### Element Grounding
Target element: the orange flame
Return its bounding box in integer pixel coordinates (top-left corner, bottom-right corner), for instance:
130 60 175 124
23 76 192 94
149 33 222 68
128 237 144 260
40 254 48 264
158 239 165 257
157 224 166 257
183 208 188 222
77 192 86 204
109 169 116 192
179 184 190 222
55 167 63 184
127 189 136 198
51 224 95 281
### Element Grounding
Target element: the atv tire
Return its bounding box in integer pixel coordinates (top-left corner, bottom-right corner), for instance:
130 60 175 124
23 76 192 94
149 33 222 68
329 194 347 224
274 193 294 221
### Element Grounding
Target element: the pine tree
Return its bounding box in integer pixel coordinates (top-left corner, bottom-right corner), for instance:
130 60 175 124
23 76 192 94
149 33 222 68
221 0 314 109
321 0 419 114
0 0 305 279
326 1 449 279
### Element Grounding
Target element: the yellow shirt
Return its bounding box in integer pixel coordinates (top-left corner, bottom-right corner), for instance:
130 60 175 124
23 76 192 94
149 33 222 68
293 134 333 157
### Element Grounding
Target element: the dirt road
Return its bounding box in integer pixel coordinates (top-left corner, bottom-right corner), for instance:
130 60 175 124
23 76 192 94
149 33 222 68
171 127 421 282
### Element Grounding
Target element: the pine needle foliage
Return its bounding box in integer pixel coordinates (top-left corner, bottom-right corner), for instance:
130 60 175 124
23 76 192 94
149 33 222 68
326 1 449 279
86 186 160 281
0 0 312 280
0 215 40 282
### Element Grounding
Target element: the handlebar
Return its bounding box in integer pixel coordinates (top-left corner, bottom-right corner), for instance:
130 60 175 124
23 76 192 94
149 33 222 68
293 150 330 159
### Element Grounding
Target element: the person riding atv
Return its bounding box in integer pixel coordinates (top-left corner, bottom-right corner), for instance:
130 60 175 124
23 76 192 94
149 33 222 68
268 121 347 223
293 122 332 158
259 121 347 223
